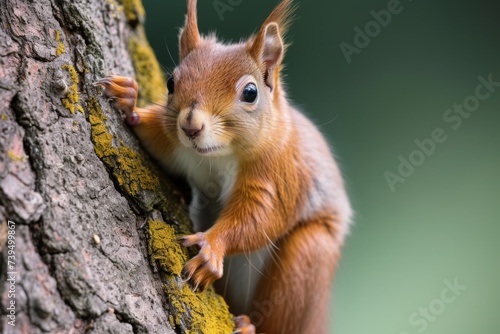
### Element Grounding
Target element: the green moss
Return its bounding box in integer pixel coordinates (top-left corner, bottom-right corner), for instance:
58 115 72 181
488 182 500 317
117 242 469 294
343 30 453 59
87 97 160 196
127 33 166 107
61 64 84 114
55 29 66 56
148 220 234 333
122 0 145 24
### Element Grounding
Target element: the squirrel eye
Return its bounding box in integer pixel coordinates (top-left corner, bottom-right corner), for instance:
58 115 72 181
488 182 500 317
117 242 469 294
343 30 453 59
241 83 258 103
167 75 175 94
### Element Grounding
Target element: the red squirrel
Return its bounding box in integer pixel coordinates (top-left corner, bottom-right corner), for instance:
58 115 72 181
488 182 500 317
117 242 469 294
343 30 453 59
96 0 352 333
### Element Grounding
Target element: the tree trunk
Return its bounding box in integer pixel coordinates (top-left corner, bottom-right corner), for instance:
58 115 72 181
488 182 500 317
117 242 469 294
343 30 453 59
0 0 233 333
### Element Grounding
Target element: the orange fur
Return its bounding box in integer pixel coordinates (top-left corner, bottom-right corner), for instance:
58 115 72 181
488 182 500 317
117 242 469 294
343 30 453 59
98 1 352 333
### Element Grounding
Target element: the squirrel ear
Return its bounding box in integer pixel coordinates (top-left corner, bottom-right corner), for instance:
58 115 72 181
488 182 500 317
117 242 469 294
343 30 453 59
179 0 200 60
249 23 284 90
248 0 294 90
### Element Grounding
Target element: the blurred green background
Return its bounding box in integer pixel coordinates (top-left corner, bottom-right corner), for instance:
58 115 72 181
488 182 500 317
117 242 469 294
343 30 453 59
141 0 499 333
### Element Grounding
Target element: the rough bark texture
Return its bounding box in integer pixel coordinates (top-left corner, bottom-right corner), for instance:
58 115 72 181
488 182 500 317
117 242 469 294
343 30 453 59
0 0 233 333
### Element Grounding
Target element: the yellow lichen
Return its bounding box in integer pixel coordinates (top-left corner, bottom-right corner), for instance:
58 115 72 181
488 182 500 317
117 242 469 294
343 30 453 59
127 33 166 107
61 64 84 114
148 221 185 276
64 64 78 84
87 97 160 196
61 98 75 113
1 114 7 121
8 151 28 162
168 314 175 329
148 220 234 333
122 0 145 23
55 29 66 56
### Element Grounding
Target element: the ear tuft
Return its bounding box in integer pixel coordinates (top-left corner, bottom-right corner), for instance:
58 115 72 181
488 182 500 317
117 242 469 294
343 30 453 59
262 0 296 36
179 0 201 59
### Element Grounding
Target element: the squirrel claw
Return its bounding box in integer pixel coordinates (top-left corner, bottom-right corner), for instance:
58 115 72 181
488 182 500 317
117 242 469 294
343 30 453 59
94 76 140 125
93 78 112 87
177 233 204 248
178 232 223 292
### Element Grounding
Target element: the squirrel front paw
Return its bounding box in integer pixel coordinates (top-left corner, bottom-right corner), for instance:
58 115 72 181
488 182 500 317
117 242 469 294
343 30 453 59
178 232 224 292
94 76 140 125
233 315 256 334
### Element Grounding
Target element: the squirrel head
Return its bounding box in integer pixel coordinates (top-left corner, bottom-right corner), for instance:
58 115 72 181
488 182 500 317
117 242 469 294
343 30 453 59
165 0 295 158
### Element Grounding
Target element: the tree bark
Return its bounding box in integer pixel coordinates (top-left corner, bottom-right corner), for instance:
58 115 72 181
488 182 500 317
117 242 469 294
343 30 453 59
0 0 233 333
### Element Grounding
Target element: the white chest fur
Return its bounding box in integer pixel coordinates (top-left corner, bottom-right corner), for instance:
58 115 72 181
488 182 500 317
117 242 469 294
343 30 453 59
165 147 239 230
165 148 266 313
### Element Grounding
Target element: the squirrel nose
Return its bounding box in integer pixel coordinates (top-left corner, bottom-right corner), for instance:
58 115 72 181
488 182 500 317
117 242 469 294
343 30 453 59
182 124 204 139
